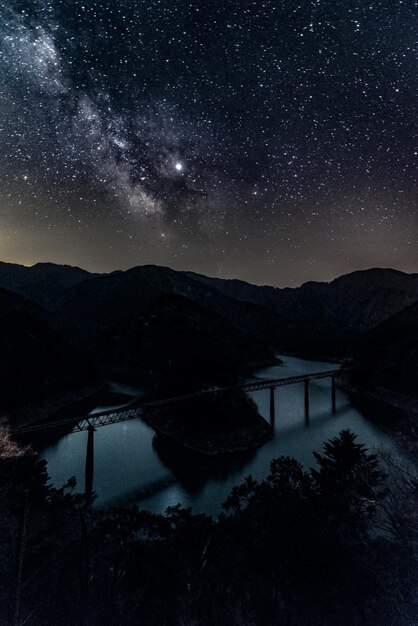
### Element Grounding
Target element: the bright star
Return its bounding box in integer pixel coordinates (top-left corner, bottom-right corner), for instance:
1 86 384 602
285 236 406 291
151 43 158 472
175 162 183 171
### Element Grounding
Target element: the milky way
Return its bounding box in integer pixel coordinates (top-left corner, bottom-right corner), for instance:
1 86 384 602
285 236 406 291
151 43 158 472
0 0 417 285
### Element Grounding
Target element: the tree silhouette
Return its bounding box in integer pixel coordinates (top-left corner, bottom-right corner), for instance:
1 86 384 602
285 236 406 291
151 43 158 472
312 429 388 528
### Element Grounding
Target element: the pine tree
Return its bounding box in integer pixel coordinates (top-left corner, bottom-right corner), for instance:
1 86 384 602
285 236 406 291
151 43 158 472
312 429 387 522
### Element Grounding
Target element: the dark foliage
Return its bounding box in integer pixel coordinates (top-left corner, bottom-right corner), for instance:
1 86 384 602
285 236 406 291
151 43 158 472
0 430 417 626
146 390 272 454
0 305 95 423
352 301 418 402
109 294 276 395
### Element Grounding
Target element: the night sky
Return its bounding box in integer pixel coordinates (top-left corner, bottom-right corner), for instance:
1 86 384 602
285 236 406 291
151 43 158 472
0 0 417 286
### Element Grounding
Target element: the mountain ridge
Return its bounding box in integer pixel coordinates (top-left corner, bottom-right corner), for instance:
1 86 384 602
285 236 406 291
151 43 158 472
0 260 416 356
2 259 416 289
0 260 416 432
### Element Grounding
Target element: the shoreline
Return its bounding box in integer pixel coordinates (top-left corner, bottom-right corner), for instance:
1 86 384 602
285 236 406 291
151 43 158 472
10 383 105 429
339 379 418 463
144 413 273 456
143 391 273 456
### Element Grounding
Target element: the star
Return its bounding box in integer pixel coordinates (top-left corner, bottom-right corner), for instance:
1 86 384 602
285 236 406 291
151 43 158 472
0 0 415 285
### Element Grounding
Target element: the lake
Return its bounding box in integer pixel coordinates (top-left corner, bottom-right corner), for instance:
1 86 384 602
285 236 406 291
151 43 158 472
41 354 408 516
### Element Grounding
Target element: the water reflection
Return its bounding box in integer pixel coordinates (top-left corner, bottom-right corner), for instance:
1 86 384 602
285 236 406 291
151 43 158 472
152 434 257 495
42 354 410 516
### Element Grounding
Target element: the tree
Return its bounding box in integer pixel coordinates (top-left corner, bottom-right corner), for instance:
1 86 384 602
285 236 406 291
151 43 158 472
311 429 388 529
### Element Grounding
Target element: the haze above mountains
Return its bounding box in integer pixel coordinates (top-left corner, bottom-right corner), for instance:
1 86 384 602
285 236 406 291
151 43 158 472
0 261 416 423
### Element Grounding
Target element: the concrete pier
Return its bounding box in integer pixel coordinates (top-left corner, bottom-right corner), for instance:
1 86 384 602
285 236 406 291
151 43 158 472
304 380 310 419
85 425 95 498
269 386 275 426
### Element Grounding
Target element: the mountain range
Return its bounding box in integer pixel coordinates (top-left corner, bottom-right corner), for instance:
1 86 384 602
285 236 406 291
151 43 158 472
0 261 416 423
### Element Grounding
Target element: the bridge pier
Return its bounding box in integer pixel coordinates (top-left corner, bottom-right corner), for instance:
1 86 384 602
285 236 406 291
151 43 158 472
304 380 310 420
85 425 95 499
269 386 275 426
332 375 336 414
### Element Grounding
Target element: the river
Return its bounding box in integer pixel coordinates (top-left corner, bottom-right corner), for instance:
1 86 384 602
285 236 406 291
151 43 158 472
41 355 408 516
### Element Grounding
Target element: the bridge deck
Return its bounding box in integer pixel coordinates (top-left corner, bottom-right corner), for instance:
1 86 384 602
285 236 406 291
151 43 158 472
13 368 351 435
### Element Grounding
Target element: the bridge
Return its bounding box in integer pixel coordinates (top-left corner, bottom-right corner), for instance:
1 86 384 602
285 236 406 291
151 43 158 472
13 367 351 497
14 368 348 435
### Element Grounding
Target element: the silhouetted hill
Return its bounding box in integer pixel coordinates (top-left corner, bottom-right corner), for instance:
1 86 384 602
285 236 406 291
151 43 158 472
147 390 273 454
351 301 418 410
2 262 416 341
53 264 285 339
1 261 416 392
54 269 279 392
0 289 96 423
186 268 418 334
0 260 416 448
108 293 277 395
0 287 42 317
0 261 94 306
0 265 281 425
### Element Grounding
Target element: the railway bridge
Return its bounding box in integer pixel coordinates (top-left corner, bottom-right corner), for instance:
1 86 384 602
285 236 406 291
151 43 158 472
13 367 351 497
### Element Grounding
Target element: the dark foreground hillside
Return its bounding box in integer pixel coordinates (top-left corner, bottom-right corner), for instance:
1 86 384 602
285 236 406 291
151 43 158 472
1 429 417 626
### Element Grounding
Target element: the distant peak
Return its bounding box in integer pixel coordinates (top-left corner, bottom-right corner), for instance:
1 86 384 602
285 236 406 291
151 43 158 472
331 267 412 285
31 262 90 273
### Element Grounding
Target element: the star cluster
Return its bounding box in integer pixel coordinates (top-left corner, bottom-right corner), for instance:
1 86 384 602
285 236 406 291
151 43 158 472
0 0 416 284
